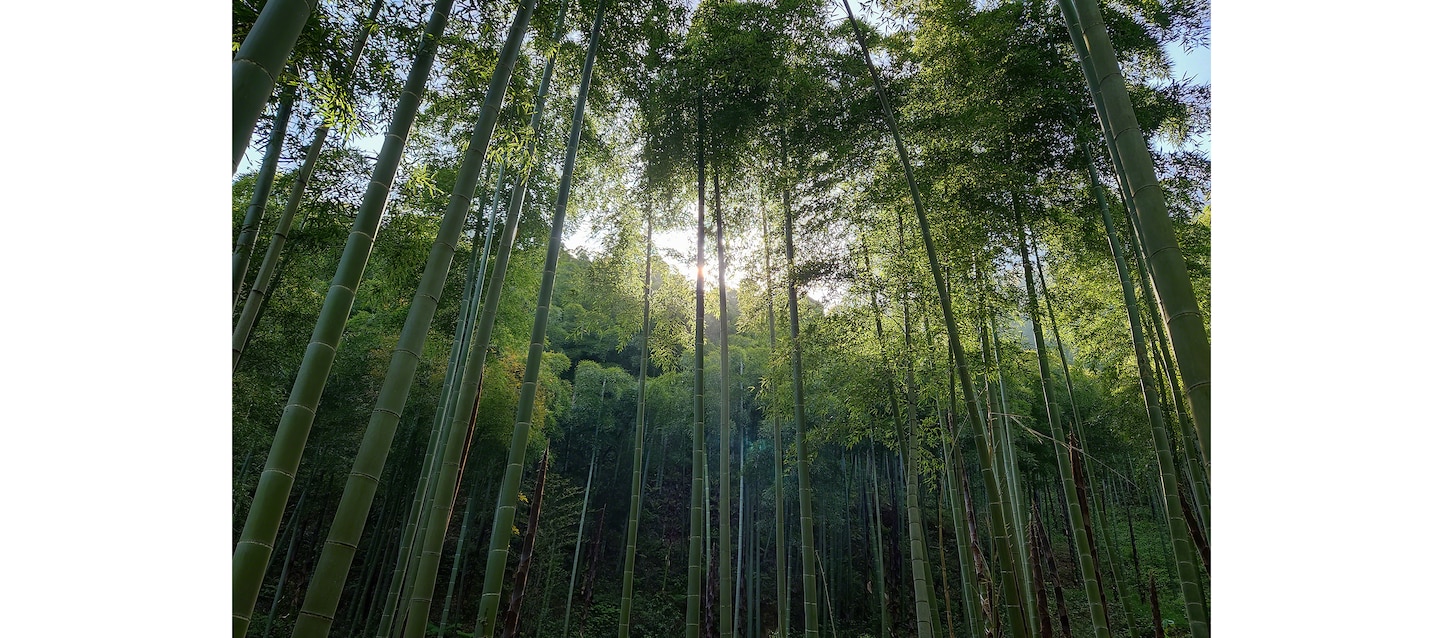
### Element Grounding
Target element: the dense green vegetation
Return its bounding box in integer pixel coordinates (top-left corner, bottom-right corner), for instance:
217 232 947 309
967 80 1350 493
232 0 1210 636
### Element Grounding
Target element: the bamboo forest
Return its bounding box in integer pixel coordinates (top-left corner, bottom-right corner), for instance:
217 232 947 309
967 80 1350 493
231 0 1210 635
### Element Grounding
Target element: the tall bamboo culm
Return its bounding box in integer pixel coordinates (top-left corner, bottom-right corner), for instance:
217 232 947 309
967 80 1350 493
234 81 295 306
293 0 542 630
233 0 317 171
233 0 388 367
780 139 821 638
617 209 653 637
1061 0 1210 465
1013 205 1112 638
232 4 454 635
838 2 1029 634
760 195 788 638
714 168 735 638
1084 140 1209 637
469 5 605 635
685 79 708 638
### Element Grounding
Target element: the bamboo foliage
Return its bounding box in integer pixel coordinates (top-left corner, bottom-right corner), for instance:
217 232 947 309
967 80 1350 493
232 4 454 634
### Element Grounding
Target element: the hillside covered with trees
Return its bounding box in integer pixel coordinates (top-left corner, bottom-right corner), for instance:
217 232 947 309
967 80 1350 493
230 0 1211 636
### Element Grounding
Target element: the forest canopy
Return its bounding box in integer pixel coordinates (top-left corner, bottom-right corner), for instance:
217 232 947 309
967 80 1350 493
230 0 1211 637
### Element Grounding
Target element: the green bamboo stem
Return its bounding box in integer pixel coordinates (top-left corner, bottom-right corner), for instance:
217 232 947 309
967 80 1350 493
376 418 445 638
1013 203 1112 638
869 446 891 638
233 0 317 172
1085 140 1209 637
1025 507 1054 638
686 79 708 638
563 417 602 637
940 424 985 638
617 209 652 637
762 192 789 638
295 79 512 630
1033 238 1126 634
232 3 453 633
1033 500 1073 638
346 490 391 637
837 3 1029 633
371 0 544 619
732 436 745 635
898 298 934 638
936 473 955 638
468 7 603 635
232 0 385 363
780 139 821 638
499 448 551 638
425 163 502 475
261 485 308 638
234 81 296 306
437 484 479 638
714 167 735 638
1093 477 1143 637
1061 0 1210 465
979 317 1038 634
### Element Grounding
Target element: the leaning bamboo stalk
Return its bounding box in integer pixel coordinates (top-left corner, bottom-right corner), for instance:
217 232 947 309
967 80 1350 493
498 448 550 638
1013 202 1111 638
437 483 479 638
468 7 605 635
1060 0 1210 465
232 4 454 634
837 3 1029 633
563 417 603 637
617 208 653 637
232 0 386 361
1083 139 1209 637
234 81 296 305
233 0 317 171
295 1 543 632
